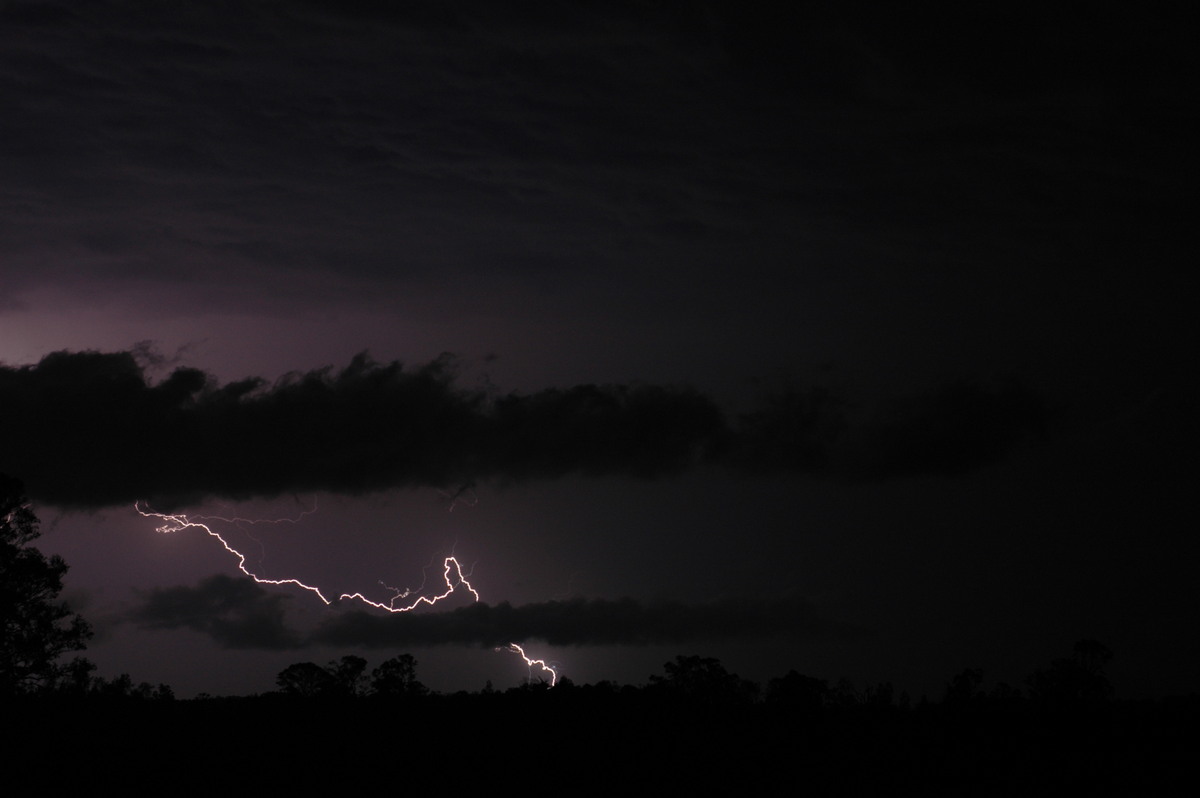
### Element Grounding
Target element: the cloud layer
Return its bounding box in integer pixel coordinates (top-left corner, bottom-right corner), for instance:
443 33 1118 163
133 574 300 650
2 1 1185 319
0 349 1046 508
311 596 852 649
130 574 852 650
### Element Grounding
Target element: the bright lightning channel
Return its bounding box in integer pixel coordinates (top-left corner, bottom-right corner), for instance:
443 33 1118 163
500 643 559 687
134 503 477 610
136 503 339 605
134 503 559 685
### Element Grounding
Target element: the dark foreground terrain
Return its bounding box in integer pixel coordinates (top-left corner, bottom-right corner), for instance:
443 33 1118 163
5 687 1197 795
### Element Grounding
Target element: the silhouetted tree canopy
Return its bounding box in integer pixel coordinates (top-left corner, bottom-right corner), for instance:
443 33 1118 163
649 654 759 706
275 661 336 698
1027 639 1115 707
944 667 985 707
766 670 830 710
0 474 92 696
370 654 427 698
327 655 369 698
274 653 428 699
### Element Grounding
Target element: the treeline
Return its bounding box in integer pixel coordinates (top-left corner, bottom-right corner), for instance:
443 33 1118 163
220 639 1124 711
11 647 1197 795
14 639 1147 710
29 656 175 701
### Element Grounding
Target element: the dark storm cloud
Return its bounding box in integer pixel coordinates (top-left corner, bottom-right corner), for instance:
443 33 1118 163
313 596 853 648
0 350 1046 508
0 349 720 507
0 0 800 305
857 379 1049 479
133 574 300 650
127 574 850 649
3 0 1184 316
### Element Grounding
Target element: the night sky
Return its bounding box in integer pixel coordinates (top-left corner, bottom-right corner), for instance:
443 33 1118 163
1 2 1193 698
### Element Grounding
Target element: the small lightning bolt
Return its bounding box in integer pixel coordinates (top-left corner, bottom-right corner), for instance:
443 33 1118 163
500 643 559 686
191 499 320 528
189 500 318 569
438 481 478 512
135 502 558 684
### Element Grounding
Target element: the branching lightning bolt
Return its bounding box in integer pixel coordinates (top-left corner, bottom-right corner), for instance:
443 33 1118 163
340 555 480 611
135 503 477 610
500 643 559 686
191 500 320 528
189 501 318 570
134 502 558 685
136 503 339 605
438 482 479 512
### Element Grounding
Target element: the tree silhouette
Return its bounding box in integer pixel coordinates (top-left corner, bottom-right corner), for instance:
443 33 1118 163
766 670 830 711
944 667 985 707
0 474 92 696
275 661 336 697
327 655 369 698
1027 639 1115 706
649 654 759 706
370 654 427 698
274 654 428 699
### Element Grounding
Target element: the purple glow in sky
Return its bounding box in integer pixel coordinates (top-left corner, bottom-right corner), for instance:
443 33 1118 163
1 1 1194 698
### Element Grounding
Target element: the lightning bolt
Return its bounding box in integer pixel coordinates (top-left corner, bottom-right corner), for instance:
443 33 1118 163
190 499 320 528
500 643 559 686
136 503 338 605
134 502 558 684
438 482 479 512
339 555 480 611
185 500 319 570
